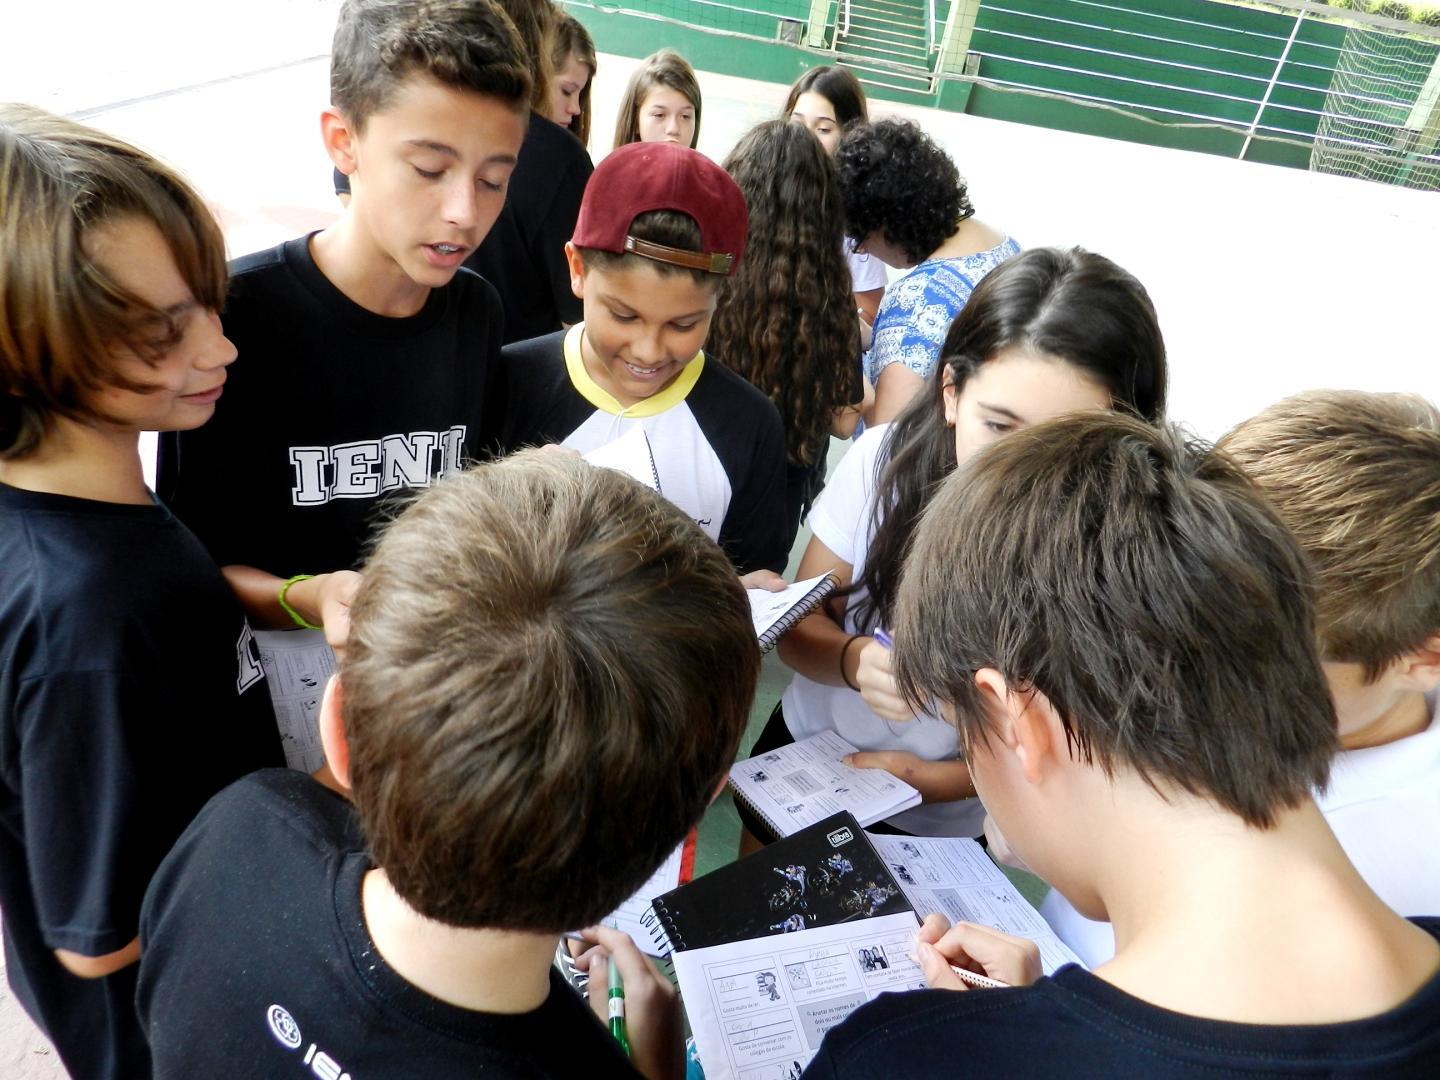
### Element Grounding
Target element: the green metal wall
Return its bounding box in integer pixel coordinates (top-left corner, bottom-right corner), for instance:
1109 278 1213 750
958 0 1350 165
565 0 1437 171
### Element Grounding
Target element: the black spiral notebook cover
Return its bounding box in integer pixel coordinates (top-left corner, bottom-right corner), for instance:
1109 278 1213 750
646 812 912 955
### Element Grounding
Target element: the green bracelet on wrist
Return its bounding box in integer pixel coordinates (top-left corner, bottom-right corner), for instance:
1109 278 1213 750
278 574 323 631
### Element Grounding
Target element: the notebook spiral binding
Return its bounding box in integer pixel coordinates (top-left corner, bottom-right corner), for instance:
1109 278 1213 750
727 785 785 841
644 899 681 955
756 574 839 654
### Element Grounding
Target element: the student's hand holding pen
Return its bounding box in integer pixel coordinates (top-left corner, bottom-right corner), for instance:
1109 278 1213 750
573 924 684 1080
853 629 913 722
912 913 1041 992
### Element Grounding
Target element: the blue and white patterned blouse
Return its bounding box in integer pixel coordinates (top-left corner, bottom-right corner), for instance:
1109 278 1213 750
865 236 1022 385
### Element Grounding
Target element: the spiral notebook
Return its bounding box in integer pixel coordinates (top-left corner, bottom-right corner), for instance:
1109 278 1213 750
583 426 661 492
748 571 839 653
728 730 922 838
592 830 696 958
647 813 912 955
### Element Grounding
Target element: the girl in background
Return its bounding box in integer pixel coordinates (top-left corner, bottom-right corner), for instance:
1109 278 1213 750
613 48 701 149
837 118 1019 425
742 248 1168 850
782 65 886 328
549 11 596 146
711 120 867 547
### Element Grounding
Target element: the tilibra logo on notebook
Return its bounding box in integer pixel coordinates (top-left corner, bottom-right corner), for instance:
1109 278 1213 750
827 826 854 848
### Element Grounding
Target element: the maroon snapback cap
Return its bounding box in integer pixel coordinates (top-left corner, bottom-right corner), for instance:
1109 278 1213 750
572 142 748 276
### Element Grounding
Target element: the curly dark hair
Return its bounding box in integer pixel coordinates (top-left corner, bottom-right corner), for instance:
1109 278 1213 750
836 118 973 264
852 247 1168 633
710 121 862 469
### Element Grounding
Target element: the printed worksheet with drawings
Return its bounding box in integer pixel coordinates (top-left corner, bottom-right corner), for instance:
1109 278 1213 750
674 911 926 1080
868 833 1083 974
733 730 919 832
252 629 335 774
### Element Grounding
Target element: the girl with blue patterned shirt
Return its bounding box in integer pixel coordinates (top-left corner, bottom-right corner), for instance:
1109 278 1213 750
837 118 1020 426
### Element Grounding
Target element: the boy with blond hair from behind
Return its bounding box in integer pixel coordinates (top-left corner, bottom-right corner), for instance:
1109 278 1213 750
1221 389 1440 913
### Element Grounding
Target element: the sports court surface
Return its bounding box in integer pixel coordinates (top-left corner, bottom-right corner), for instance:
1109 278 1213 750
1 1 1437 1073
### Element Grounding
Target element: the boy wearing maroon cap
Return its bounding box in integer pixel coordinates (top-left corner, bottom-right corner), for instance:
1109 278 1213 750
503 141 789 575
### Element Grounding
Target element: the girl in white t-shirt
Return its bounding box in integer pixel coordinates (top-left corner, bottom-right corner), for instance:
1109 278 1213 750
745 248 1168 845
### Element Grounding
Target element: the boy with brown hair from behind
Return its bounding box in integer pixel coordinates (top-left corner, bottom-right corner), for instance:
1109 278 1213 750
137 451 761 1079
1043 389 1440 964
805 412 1439 1078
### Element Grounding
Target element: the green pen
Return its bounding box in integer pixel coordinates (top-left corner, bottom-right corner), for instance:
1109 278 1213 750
607 958 631 1057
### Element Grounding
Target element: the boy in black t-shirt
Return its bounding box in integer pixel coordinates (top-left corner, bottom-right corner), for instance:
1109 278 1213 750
804 414 1440 1079
138 451 762 1078
503 141 789 576
158 0 532 640
0 105 283 1080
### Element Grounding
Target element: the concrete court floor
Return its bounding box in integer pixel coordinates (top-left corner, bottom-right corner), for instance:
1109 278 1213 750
3 1 1440 1073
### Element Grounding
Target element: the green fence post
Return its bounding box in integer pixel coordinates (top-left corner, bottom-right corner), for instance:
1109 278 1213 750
807 0 834 49
935 0 981 112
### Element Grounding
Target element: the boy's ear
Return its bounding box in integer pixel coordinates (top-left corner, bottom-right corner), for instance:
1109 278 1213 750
973 668 1056 786
317 674 353 792
1399 633 1440 691
321 106 359 178
564 242 587 301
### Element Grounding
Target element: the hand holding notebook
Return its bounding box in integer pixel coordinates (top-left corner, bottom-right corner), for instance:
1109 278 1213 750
728 730 922 836
747 571 838 653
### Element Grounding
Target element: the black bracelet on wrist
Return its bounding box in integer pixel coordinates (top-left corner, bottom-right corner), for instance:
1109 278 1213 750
839 633 863 691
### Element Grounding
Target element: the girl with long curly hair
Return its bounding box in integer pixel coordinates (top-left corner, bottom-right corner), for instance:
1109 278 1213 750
837 118 1020 426
710 120 867 544
781 65 887 328
734 248 1168 851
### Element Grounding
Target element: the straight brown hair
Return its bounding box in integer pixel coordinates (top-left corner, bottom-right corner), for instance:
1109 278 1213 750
1220 390 1440 681
552 9 597 145
0 103 227 459
330 0 533 131
894 413 1337 829
342 450 759 931
613 48 702 150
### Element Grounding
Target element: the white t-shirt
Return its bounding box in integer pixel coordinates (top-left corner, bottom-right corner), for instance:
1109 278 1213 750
1040 689 1440 967
779 424 984 837
845 236 889 294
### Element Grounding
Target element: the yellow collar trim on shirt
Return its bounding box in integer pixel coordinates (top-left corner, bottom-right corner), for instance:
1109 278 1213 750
563 323 705 418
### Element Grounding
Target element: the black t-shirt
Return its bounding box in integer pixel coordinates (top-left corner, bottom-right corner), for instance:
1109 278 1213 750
157 234 508 574
333 111 591 345
0 483 283 1080
503 327 790 575
805 917 1440 1078
138 769 641 1078
464 111 591 344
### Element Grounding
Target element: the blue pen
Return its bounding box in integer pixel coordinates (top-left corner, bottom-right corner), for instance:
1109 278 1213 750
873 628 894 649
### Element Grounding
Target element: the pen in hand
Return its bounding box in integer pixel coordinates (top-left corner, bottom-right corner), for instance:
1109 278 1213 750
873 627 893 649
947 964 1009 989
607 956 631 1057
